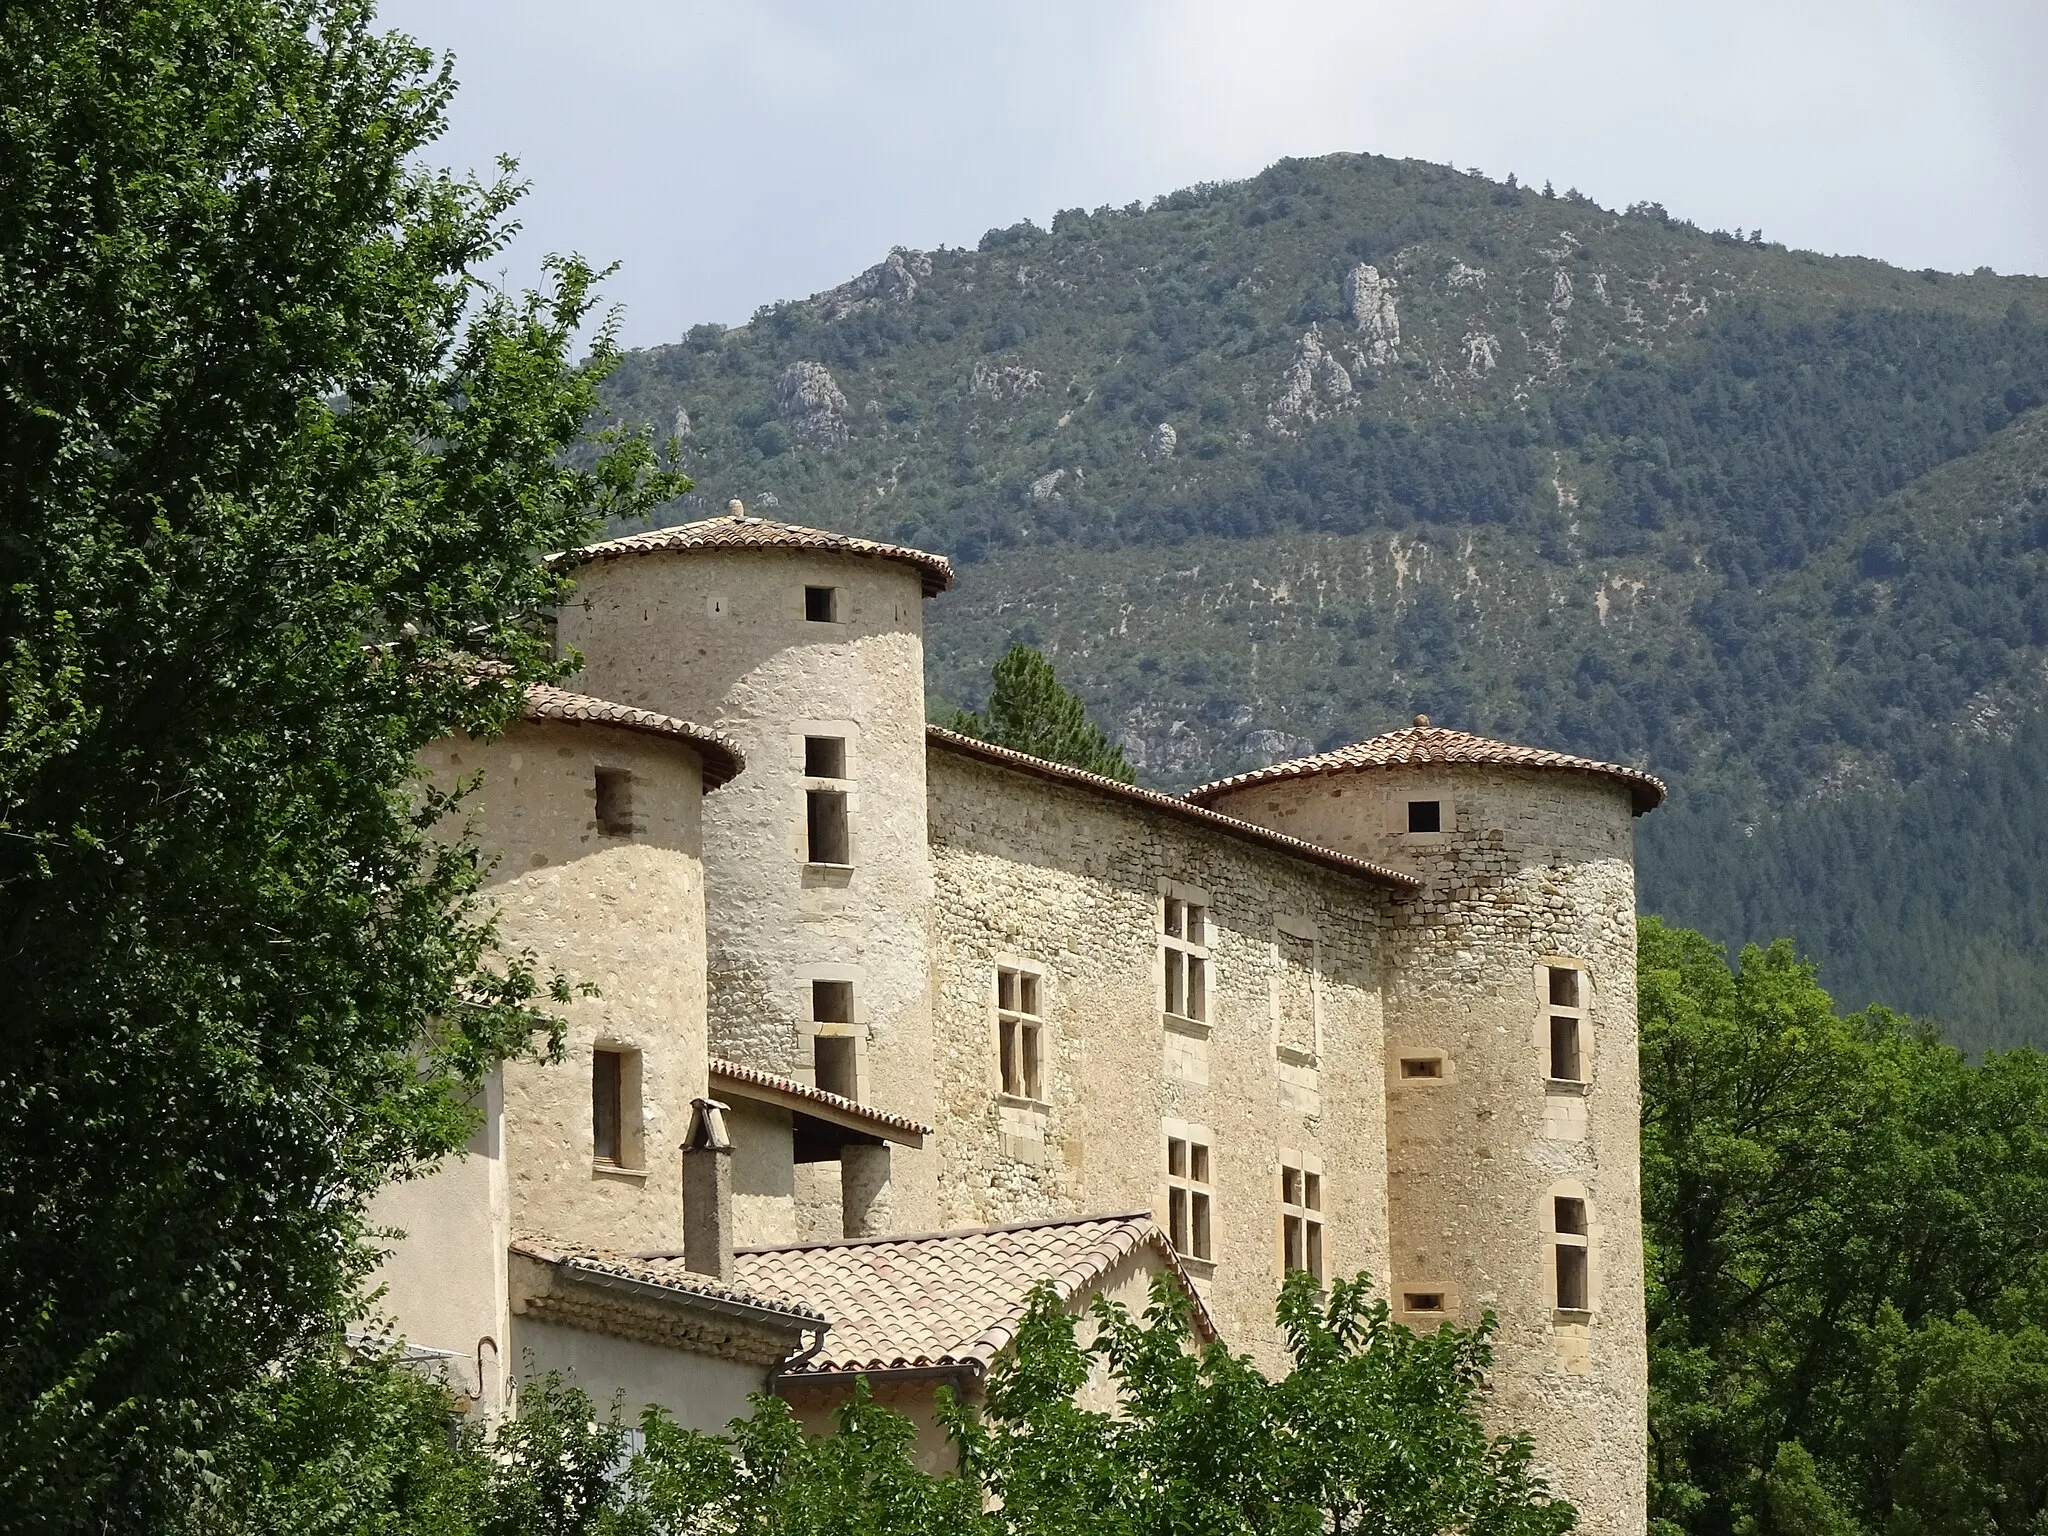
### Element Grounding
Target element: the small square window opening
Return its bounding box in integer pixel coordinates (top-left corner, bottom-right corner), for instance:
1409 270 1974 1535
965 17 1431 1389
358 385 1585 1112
812 979 853 1024
1407 799 1442 834
1548 966 1581 1008
595 768 633 836
1404 1292 1446 1313
804 585 838 623
1555 1196 1588 1236
1400 1056 1444 1079
804 736 847 779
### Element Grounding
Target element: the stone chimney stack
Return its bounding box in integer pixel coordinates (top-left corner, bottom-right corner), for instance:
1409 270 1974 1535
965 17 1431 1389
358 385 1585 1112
681 1098 734 1283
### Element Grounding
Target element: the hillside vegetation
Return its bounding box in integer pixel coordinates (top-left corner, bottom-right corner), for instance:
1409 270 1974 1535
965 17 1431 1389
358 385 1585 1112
595 153 2048 1052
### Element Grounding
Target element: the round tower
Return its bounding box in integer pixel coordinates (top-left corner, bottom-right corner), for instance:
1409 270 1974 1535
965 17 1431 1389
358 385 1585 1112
550 509 952 1237
1190 719 1663 1536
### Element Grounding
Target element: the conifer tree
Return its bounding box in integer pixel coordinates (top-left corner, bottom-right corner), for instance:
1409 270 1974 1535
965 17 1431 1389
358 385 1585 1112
947 644 1137 783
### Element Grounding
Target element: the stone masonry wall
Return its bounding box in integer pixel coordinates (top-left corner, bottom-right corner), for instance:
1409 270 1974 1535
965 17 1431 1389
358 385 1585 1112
1205 765 1646 1536
925 746 1393 1368
556 547 938 1231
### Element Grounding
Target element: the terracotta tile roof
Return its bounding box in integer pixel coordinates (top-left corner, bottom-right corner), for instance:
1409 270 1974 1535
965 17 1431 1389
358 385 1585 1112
554 513 955 597
1186 719 1666 815
716 1212 1217 1380
927 727 1420 892
710 1058 931 1145
522 684 745 789
509 1236 825 1325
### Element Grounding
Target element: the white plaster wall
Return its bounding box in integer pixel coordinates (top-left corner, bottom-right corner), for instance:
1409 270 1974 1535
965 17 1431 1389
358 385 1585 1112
557 548 937 1231
1206 765 1647 1536
924 748 1391 1370
511 1315 767 1434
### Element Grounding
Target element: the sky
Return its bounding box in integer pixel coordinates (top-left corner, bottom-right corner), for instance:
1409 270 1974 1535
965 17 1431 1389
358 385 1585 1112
376 0 2048 352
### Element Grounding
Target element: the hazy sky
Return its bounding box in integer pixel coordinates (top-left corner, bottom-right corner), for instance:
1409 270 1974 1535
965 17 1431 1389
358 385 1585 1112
376 0 2048 351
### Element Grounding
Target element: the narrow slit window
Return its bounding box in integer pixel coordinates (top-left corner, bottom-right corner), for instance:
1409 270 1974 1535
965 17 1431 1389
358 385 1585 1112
1400 1056 1443 1080
592 1049 623 1165
1280 1160 1325 1283
997 966 1044 1101
1161 895 1210 1024
804 735 846 779
1407 799 1441 834
804 585 838 623
1404 1292 1446 1314
806 788 850 865
595 768 633 836
1164 1132 1213 1261
1550 1016 1582 1081
813 1035 858 1099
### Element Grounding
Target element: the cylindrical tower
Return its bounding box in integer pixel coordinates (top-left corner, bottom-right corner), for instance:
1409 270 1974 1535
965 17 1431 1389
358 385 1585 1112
1190 719 1663 1536
551 511 952 1235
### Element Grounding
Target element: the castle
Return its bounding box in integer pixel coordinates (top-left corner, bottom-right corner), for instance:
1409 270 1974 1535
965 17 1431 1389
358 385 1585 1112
372 508 1661 1532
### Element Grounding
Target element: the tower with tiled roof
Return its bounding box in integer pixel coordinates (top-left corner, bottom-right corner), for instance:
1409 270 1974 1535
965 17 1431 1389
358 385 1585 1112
1189 718 1662 1536
551 505 953 1243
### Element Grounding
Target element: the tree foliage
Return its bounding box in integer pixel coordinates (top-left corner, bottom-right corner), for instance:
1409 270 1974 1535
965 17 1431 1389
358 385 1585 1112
945 643 1137 782
1639 919 2048 1535
188 1274 1574 1536
0 2 680 1525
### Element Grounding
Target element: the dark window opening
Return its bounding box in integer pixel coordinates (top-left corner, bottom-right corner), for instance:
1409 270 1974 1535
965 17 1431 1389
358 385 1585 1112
812 979 853 1023
1549 1016 1582 1081
1557 1244 1589 1310
1407 799 1442 834
813 1035 858 1099
807 789 850 864
1404 1292 1446 1313
592 1049 623 1164
804 735 846 778
1555 1196 1588 1236
1400 1056 1443 1079
595 768 633 836
1548 966 1581 1008
804 585 838 623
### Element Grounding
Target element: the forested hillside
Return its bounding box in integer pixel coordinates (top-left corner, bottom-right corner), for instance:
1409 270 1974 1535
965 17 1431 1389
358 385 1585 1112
594 153 2048 1053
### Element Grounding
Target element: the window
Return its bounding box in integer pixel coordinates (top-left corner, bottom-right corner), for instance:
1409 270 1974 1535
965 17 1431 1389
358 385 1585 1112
1275 929 1316 1056
595 768 633 836
592 1049 625 1164
1545 964 1588 1083
1406 798 1441 834
812 979 853 1024
997 967 1044 1101
804 585 838 623
1555 1196 1590 1311
1399 1055 1444 1079
1165 1133 1213 1261
1161 896 1209 1024
813 1036 858 1099
1280 1160 1324 1283
806 788 850 865
804 735 846 779
1403 1291 1446 1314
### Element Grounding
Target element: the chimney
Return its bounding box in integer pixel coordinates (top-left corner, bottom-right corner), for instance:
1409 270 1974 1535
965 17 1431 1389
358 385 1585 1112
681 1097 734 1283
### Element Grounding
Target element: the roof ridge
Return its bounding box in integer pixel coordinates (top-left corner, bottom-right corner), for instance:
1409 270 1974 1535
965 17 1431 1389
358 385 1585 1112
700 1208 1156 1258
552 513 954 596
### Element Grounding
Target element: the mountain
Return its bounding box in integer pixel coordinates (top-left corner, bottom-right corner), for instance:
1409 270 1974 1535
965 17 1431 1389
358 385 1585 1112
592 153 2048 1055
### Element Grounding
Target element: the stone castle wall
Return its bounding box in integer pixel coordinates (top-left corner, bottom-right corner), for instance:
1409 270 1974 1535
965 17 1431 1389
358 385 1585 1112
925 746 1393 1365
555 548 938 1231
1205 765 1646 1536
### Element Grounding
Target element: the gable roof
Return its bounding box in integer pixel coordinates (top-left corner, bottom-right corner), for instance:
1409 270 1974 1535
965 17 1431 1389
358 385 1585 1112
640 1212 1214 1382
554 514 955 597
1186 719 1666 815
927 727 1420 892
522 684 744 789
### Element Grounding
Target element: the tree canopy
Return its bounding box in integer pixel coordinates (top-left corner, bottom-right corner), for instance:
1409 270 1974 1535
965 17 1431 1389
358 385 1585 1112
0 2 679 1525
945 643 1137 782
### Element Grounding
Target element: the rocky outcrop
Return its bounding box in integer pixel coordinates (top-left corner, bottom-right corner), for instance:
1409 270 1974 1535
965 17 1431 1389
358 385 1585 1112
1266 325 1354 434
1143 422 1177 460
1241 728 1317 765
1463 332 1501 377
1448 260 1487 291
775 362 850 446
970 358 1046 402
1341 264 1401 366
812 248 930 321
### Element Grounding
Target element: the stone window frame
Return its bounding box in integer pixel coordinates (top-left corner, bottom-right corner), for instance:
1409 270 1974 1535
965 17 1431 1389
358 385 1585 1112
1545 1179 1598 1318
794 719 860 874
1395 1281 1461 1323
1270 915 1322 1068
799 583 844 625
993 957 1049 1109
1389 1047 1454 1090
1158 878 1215 1034
1162 1116 1216 1270
796 967 868 1101
1386 784 1455 848
590 1041 647 1178
1276 1145 1326 1286
1533 956 1595 1091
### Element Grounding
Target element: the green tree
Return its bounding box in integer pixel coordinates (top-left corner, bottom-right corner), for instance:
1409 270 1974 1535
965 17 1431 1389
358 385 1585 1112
946 643 1137 782
0 2 680 1525
1638 919 2048 1535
